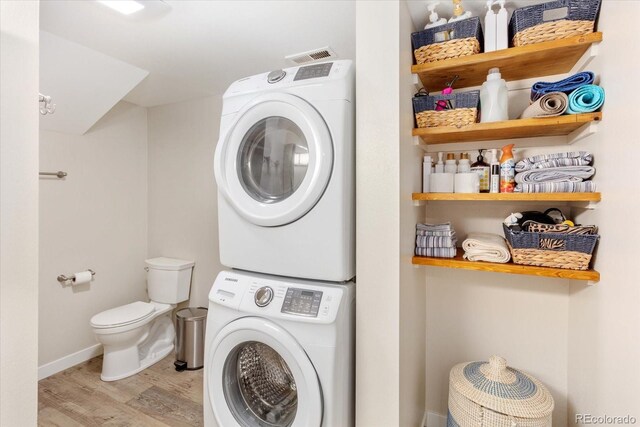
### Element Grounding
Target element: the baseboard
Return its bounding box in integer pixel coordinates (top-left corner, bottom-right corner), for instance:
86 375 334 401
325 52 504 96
424 410 447 427
38 343 103 380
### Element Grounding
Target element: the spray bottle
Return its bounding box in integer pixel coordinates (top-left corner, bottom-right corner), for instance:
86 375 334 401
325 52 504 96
499 144 515 193
489 149 500 193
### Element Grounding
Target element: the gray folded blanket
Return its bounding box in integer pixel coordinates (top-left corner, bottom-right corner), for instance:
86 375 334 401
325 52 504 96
515 166 595 184
516 151 593 172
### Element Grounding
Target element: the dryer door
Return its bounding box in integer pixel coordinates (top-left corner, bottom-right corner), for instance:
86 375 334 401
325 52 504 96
207 317 323 427
214 92 333 227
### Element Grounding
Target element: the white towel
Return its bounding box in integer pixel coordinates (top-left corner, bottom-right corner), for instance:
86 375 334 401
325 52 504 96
462 233 511 263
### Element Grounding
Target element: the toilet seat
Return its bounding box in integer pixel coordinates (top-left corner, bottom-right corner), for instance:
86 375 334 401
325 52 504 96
91 301 155 329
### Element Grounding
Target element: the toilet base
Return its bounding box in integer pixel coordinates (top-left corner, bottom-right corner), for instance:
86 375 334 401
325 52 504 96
101 344 174 381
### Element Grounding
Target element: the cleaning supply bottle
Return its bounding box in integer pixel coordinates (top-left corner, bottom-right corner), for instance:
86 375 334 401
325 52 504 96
489 148 500 193
484 1 497 52
435 152 445 173
499 144 515 193
445 153 458 173
480 68 509 123
495 0 508 50
423 155 433 193
471 149 490 192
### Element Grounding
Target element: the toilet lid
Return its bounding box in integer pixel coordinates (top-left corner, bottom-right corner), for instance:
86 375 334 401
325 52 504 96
91 301 155 328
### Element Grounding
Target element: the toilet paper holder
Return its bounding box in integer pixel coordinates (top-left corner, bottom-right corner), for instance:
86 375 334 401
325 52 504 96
57 269 96 285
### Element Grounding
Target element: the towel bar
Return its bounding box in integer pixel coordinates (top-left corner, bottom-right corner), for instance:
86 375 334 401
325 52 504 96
39 171 67 178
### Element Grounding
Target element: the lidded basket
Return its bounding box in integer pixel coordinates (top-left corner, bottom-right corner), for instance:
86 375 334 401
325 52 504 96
448 355 554 427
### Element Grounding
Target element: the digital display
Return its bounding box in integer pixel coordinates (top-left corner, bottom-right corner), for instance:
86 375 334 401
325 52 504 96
281 288 323 317
301 291 314 297
293 62 333 81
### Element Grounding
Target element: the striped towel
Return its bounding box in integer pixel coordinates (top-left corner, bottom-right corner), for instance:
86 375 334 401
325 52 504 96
415 246 457 258
416 222 452 232
515 181 597 193
416 229 456 237
416 235 457 248
516 152 593 172
515 166 595 184
462 233 510 263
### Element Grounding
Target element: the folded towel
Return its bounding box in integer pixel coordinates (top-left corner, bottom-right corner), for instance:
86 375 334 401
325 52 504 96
415 246 457 258
416 222 452 232
515 166 595 184
462 233 511 263
520 92 568 119
416 229 456 237
531 71 595 101
416 235 457 248
516 151 593 172
515 181 597 193
567 84 605 114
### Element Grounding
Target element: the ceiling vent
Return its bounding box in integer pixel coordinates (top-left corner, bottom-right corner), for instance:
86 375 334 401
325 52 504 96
285 47 338 65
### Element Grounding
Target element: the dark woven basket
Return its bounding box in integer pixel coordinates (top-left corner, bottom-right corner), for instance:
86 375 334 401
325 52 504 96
413 91 480 114
503 223 598 254
509 0 602 40
412 17 483 51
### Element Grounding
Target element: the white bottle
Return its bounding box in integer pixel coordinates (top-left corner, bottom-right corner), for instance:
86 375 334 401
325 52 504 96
423 155 433 193
480 68 509 123
489 148 500 193
449 0 472 23
425 2 448 42
458 157 471 173
484 1 497 53
496 0 508 50
444 153 457 174
435 152 445 173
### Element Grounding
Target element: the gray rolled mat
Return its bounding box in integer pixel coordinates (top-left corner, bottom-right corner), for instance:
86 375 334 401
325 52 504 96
520 91 568 119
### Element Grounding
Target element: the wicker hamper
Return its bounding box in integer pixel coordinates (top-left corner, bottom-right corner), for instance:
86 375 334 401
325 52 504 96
448 356 554 427
411 17 483 64
413 91 479 128
503 223 599 271
510 0 602 47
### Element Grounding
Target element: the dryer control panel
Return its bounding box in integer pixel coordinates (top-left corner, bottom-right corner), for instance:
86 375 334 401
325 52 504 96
281 288 323 317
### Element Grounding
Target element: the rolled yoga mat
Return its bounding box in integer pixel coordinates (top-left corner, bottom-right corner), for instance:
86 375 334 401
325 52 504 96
520 92 568 119
531 71 594 101
567 84 605 114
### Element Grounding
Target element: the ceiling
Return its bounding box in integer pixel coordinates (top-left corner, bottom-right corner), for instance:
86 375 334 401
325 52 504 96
40 0 355 107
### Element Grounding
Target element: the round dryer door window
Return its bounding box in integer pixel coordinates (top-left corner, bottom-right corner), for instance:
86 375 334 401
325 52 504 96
207 317 323 427
214 93 333 227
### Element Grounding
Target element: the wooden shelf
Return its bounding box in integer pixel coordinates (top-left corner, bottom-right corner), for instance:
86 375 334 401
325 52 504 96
412 33 603 92
413 113 601 145
412 192 601 202
412 250 600 282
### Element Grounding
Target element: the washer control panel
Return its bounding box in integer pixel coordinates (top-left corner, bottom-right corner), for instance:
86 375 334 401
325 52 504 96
254 286 274 307
293 62 333 81
281 288 323 317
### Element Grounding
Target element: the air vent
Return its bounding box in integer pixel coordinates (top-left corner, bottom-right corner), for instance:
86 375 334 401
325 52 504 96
285 47 338 65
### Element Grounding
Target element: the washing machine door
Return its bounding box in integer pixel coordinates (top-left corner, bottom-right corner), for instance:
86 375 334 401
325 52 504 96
214 92 333 227
207 317 322 427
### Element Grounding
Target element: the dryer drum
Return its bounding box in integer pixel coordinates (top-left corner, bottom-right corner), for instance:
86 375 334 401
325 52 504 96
224 341 298 426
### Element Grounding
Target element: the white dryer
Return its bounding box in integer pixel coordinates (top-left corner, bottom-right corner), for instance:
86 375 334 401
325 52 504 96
214 60 354 282
203 270 355 427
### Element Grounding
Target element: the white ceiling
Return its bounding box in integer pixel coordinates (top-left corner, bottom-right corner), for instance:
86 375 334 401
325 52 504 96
40 0 356 107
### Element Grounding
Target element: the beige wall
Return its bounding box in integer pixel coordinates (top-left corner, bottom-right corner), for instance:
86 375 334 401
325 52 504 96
39 102 149 367
568 1 640 423
0 1 40 425
147 96 225 307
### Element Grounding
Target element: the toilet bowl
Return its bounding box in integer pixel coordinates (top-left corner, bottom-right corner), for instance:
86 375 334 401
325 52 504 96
90 257 194 381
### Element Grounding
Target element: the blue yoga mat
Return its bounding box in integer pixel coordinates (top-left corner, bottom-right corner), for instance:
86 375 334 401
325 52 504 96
567 85 605 114
531 71 595 101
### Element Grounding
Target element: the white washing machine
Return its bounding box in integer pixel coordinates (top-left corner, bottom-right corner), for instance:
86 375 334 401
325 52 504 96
203 270 355 427
214 60 354 282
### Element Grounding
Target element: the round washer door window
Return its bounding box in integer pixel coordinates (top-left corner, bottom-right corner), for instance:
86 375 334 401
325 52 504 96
214 93 333 227
207 317 323 427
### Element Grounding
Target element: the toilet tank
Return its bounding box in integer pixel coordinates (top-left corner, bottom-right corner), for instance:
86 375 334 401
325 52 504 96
145 257 195 304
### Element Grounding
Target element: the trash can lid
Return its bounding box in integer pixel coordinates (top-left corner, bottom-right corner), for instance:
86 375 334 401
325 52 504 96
176 307 208 320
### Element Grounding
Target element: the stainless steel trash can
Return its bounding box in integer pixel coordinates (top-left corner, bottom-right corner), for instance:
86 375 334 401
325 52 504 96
174 307 208 371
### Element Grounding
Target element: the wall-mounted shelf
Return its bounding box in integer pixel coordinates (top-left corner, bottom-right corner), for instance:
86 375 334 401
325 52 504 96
413 113 602 145
412 32 603 92
412 192 601 202
412 250 600 282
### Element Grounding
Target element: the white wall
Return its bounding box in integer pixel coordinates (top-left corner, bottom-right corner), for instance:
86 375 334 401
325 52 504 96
0 1 39 425
39 102 148 369
147 96 224 307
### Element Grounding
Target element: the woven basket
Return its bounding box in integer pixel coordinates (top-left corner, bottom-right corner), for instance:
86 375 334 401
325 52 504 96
510 0 602 47
412 17 483 64
503 224 599 270
448 356 554 427
413 91 479 128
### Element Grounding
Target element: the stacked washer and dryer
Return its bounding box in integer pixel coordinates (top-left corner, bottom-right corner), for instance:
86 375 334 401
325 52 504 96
205 60 356 427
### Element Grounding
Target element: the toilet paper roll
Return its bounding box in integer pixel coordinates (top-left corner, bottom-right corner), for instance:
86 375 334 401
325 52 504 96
73 270 93 285
454 173 480 193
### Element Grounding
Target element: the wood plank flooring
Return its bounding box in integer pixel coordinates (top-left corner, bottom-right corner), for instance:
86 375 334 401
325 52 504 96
38 355 203 427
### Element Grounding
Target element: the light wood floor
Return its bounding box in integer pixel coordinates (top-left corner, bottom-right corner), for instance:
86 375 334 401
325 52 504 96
38 355 203 427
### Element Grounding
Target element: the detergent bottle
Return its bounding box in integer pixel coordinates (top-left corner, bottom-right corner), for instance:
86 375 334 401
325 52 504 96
499 144 515 193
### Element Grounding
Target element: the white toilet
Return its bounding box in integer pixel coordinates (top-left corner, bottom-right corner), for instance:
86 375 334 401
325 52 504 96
90 257 194 381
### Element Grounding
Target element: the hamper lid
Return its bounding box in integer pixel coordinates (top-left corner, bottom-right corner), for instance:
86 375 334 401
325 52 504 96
449 355 554 418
